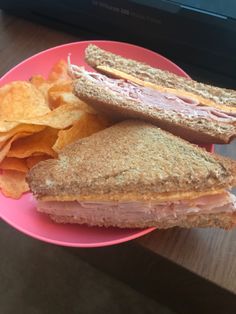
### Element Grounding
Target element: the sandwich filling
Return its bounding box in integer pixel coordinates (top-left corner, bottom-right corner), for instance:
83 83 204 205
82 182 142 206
89 74 236 122
96 65 236 114
37 191 236 227
70 65 236 123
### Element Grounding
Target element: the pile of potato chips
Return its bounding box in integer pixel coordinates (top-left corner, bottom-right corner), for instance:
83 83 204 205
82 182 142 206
0 60 110 198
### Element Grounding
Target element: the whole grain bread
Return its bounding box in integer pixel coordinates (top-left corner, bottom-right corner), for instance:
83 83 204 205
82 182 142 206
50 211 236 230
85 44 236 108
27 120 236 201
74 76 236 143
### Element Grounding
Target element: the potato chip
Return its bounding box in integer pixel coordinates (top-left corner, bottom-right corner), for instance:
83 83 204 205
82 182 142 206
48 91 73 109
0 170 29 199
26 155 51 169
48 80 73 93
0 132 32 163
0 124 45 143
14 104 84 129
51 92 96 113
30 75 46 88
0 81 50 120
0 121 20 133
30 71 71 106
7 128 58 158
48 60 71 81
31 80 53 102
0 141 6 150
53 113 110 152
0 59 112 199
48 81 73 109
0 157 28 172
47 80 96 112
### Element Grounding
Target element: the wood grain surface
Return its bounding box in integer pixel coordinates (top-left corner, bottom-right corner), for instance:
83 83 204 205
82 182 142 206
0 9 236 313
138 227 236 292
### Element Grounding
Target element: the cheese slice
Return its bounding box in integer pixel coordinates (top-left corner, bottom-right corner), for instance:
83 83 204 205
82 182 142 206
39 188 226 202
97 65 236 114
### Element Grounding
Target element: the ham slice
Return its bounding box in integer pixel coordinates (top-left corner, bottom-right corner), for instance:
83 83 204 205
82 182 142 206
37 192 236 227
93 75 236 122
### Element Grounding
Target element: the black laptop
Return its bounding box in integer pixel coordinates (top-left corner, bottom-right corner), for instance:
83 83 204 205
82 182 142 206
1 0 236 82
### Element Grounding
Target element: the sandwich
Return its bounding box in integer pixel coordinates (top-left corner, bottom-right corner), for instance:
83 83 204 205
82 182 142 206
73 70 236 144
27 120 236 229
80 44 236 144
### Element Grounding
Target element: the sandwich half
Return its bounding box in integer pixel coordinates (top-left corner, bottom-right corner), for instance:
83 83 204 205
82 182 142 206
82 44 236 144
73 71 236 144
27 120 236 229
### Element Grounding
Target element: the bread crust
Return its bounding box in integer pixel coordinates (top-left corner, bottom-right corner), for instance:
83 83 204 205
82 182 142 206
50 211 236 230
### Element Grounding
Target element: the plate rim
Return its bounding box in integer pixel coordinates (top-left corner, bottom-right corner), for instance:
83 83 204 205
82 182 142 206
0 210 156 247
0 39 190 82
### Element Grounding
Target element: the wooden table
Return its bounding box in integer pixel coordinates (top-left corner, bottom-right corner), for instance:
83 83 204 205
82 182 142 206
0 10 236 314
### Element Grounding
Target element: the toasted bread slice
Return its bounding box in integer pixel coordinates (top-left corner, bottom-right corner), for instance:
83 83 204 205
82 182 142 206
85 44 236 109
27 120 236 201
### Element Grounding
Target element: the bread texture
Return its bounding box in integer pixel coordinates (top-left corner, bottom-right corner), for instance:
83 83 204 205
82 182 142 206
74 76 236 144
50 211 236 230
27 120 236 201
85 44 236 108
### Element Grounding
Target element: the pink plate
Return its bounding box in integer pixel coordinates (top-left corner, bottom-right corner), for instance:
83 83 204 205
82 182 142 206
0 40 208 247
